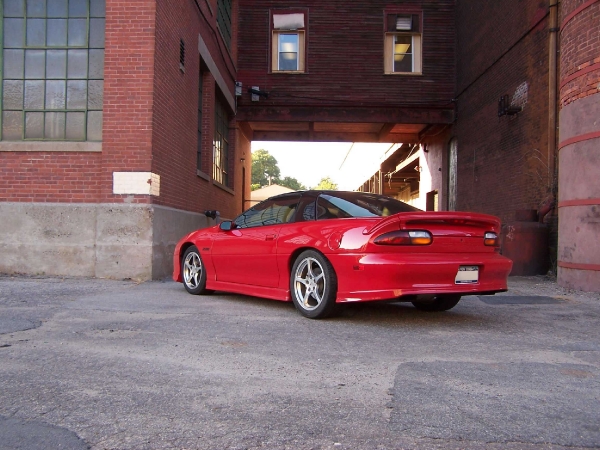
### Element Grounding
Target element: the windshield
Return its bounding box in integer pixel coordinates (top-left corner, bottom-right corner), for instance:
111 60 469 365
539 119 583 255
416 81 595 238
317 192 420 219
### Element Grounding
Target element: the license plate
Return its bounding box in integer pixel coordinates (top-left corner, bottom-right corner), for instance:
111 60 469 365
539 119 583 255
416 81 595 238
455 266 479 284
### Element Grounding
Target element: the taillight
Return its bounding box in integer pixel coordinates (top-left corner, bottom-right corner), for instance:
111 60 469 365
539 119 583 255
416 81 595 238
374 230 432 246
484 231 499 246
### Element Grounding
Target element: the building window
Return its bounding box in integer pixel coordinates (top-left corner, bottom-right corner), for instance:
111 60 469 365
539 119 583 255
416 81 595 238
384 13 422 74
217 0 232 49
1 0 105 141
179 39 185 72
197 64 204 172
213 95 230 186
271 12 306 73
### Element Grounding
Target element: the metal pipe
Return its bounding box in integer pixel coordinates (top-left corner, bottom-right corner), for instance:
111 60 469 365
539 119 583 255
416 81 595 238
548 0 559 192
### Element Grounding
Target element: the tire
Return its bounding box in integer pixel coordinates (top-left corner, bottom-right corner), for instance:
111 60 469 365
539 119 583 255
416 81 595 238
290 250 338 319
181 245 212 295
412 294 461 312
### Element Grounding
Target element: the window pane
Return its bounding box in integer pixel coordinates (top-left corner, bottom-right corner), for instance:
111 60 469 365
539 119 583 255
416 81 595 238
26 0 45 17
3 50 25 79
26 19 46 46
47 0 68 18
67 49 88 78
279 53 297 71
88 49 104 78
47 19 68 46
89 18 105 47
87 111 102 141
278 34 298 71
87 80 103 109
3 80 24 110
45 80 66 109
68 18 87 46
66 112 85 139
46 49 67 78
25 111 44 138
24 80 45 108
394 35 413 72
90 0 106 17
2 111 24 140
45 112 66 139
279 34 298 52
67 80 87 109
4 0 25 17
4 19 25 47
68 0 88 17
25 49 46 79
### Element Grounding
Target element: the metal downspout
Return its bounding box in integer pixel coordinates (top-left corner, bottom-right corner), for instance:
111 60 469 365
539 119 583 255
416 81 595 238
548 0 559 193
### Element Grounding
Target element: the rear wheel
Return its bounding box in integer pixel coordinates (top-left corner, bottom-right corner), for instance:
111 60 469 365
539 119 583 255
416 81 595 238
290 250 338 319
181 245 212 295
412 294 461 312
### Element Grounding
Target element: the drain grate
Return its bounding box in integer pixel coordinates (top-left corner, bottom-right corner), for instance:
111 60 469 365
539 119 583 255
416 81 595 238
478 295 564 305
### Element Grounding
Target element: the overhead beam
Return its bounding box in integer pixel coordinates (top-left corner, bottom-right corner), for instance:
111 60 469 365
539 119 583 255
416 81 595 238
378 123 396 141
237 106 455 124
237 121 254 141
252 131 381 143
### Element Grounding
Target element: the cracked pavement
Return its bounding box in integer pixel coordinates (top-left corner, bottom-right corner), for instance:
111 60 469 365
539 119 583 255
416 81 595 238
0 275 599 449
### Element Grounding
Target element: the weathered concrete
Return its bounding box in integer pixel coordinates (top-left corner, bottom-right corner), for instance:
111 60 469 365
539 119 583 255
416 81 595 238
151 205 214 280
0 275 599 449
0 203 213 281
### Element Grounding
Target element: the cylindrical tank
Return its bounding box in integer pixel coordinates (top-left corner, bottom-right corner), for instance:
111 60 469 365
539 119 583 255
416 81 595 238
557 0 600 292
501 210 549 276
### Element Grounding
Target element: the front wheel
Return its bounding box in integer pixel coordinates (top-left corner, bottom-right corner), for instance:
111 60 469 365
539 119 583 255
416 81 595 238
181 245 212 295
412 294 461 312
290 250 338 319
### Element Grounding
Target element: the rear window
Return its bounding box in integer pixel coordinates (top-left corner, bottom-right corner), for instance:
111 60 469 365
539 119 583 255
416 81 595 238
317 192 420 219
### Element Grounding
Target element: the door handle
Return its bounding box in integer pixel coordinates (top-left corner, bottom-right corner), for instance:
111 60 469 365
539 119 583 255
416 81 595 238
265 234 276 241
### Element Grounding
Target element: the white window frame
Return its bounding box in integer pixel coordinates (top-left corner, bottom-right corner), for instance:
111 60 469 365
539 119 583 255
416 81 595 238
384 13 422 75
271 12 306 73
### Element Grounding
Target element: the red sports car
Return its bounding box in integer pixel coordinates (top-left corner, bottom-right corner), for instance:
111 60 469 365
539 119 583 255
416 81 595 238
173 191 512 319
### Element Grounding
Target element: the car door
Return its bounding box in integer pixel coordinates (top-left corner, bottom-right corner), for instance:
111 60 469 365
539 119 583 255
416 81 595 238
211 194 301 287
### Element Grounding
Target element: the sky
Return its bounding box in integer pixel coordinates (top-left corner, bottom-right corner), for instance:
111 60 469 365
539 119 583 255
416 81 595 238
251 141 399 190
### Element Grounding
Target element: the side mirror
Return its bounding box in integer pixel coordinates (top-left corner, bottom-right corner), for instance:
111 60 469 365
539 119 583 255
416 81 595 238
219 221 234 231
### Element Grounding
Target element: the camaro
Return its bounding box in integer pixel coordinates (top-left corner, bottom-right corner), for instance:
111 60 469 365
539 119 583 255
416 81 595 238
173 190 512 319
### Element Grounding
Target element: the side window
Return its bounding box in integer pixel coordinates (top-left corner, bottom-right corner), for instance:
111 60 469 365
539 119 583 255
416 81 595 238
316 196 354 220
271 11 306 73
384 13 422 75
234 195 301 229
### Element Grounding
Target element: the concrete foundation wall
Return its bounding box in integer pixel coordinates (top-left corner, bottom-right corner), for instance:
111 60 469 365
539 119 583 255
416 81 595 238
0 203 214 281
151 205 214 280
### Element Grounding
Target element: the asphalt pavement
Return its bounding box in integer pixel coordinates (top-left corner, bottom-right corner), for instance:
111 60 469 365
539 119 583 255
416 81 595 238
0 274 599 450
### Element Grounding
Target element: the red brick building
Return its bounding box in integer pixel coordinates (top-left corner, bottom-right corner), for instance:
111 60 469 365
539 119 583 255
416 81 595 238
0 0 248 280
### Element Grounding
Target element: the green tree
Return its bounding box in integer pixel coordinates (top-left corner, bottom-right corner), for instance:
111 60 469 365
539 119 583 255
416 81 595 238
279 176 306 191
251 149 281 189
313 176 338 190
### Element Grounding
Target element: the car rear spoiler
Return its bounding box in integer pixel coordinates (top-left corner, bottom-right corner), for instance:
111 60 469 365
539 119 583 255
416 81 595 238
363 212 502 235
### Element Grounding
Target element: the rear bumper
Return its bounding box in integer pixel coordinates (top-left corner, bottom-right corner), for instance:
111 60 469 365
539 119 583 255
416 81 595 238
328 252 513 302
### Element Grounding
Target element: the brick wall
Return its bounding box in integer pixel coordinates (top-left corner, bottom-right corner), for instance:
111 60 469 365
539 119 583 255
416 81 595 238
0 152 101 202
100 0 157 203
151 0 242 219
237 0 455 109
454 0 553 224
559 0 600 107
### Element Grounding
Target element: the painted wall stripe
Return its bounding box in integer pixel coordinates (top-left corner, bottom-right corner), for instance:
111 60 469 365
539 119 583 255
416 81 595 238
558 261 600 271
559 62 600 89
560 0 600 31
558 131 600 150
558 198 600 208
